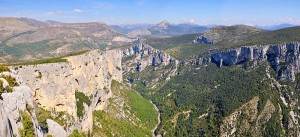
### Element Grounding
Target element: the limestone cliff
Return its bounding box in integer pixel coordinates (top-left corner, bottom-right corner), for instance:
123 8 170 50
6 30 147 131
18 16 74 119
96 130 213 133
11 49 122 119
0 76 43 137
122 44 178 87
123 44 175 71
0 49 123 136
211 42 300 81
184 42 300 82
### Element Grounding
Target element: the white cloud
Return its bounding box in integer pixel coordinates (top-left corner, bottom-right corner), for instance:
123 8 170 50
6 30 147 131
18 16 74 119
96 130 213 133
181 18 195 24
73 9 83 13
46 11 63 15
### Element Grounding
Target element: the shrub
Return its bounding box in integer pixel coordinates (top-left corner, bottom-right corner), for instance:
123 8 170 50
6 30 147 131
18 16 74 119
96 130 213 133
36 72 42 79
69 129 87 137
0 75 19 87
0 65 10 73
0 80 3 98
75 91 91 119
35 107 72 130
19 110 35 137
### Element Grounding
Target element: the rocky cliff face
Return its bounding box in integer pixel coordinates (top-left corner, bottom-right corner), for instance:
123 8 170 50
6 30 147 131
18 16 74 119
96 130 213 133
0 49 123 136
122 44 178 88
0 74 44 137
183 42 300 82
192 35 214 44
210 42 300 81
123 44 175 72
11 49 122 118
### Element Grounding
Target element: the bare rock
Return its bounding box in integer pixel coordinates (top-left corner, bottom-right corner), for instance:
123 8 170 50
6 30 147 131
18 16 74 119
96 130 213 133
47 119 67 137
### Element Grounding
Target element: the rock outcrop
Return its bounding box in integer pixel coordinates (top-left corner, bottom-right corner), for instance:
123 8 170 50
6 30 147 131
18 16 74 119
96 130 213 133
122 43 178 88
47 119 67 137
210 42 300 81
123 44 175 72
11 49 122 119
5 49 123 134
192 35 214 44
0 81 43 137
179 41 300 82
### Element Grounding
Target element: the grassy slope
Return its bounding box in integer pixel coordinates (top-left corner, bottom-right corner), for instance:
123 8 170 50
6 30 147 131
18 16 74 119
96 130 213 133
92 81 158 137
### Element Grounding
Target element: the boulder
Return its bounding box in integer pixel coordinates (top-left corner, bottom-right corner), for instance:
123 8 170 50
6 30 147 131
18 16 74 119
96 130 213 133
46 119 67 137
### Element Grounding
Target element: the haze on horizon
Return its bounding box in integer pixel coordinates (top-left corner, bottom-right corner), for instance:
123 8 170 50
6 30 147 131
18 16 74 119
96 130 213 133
0 0 300 26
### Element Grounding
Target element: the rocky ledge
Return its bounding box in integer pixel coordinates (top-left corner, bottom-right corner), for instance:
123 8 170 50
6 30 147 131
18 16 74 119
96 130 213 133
198 42 300 81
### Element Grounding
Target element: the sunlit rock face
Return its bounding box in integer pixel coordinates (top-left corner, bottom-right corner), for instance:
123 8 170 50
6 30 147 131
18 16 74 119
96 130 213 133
10 49 123 119
210 42 300 81
123 44 175 72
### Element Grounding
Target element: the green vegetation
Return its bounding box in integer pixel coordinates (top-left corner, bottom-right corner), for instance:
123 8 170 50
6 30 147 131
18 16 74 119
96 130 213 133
112 80 158 127
0 80 3 97
0 74 19 97
19 110 35 137
69 129 87 137
92 110 152 137
145 34 198 50
36 72 42 79
132 63 278 136
262 112 283 137
0 65 10 73
236 26 300 46
92 80 158 136
124 86 158 127
143 26 300 61
166 43 217 60
35 107 73 130
75 90 91 119
0 75 19 87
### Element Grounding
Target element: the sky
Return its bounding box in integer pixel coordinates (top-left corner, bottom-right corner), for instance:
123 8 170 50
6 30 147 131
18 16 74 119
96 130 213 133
0 0 300 26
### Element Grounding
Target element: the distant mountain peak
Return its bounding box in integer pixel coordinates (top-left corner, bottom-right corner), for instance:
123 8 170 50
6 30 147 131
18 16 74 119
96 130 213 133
156 20 170 28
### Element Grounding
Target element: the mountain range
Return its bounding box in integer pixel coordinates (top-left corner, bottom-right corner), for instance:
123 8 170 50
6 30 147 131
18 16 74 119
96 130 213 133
112 20 209 37
0 17 125 63
0 16 299 137
256 23 298 30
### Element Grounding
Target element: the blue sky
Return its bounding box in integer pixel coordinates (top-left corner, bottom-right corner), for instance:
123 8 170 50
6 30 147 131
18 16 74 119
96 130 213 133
0 0 299 25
